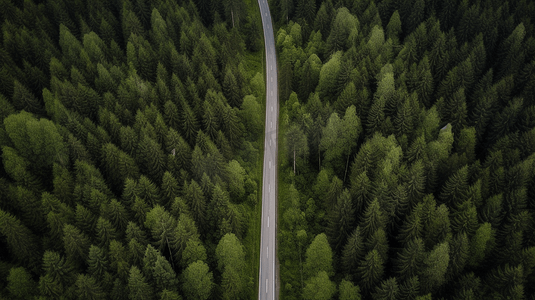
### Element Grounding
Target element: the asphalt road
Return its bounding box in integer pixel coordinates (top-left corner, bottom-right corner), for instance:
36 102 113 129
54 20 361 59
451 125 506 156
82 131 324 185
257 0 278 299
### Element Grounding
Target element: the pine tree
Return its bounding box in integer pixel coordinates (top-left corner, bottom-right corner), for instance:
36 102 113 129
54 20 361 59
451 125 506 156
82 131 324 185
326 8 358 55
468 222 492 267
327 189 355 253
399 276 420 300
361 198 387 241
7 266 36 299
144 205 177 253
76 274 106 300
138 133 166 184
153 255 178 293
173 213 201 263
182 238 208 267
87 245 109 279
451 200 478 237
12 80 45 115
0 208 39 270
96 217 120 248
357 249 385 292
63 224 90 267
419 242 449 294
446 233 470 282
184 180 207 231
181 100 199 144
439 165 469 208
128 265 154 300
100 199 129 233
342 226 366 278
394 237 425 282
42 251 74 289
75 204 97 236
372 277 399 300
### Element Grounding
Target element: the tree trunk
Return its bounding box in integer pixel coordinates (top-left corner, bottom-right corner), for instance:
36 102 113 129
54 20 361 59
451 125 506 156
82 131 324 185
231 10 235 28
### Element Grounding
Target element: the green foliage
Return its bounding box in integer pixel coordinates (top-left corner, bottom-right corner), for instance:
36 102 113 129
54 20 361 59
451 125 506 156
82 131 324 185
4 111 66 170
303 271 337 300
304 233 334 278
7 266 36 299
182 261 213 300
339 279 362 300
128 265 154 300
1 0 535 299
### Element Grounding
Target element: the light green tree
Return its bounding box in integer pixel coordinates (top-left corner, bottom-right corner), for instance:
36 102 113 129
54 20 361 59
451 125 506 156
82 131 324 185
304 233 334 278
320 105 362 181
303 271 337 300
128 265 154 300
4 111 67 170
420 242 450 294
339 279 362 300
182 261 213 300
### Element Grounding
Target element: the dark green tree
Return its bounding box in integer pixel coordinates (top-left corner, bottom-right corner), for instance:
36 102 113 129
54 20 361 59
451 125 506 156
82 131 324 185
394 238 425 281
327 189 355 253
360 198 387 241
372 277 399 300
7 266 36 299
76 274 106 300
357 249 385 292
0 209 39 270
87 245 109 279
342 226 366 278
184 180 207 231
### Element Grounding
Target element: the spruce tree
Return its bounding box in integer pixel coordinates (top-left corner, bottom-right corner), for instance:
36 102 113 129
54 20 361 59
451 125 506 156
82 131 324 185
357 249 385 293
128 265 154 300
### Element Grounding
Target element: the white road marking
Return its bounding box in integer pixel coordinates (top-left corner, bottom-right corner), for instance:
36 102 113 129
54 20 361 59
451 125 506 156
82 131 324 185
267 247 269 258
270 139 271 146
271 121 272 128
271 106 273 112
268 216 270 227
266 279 268 293
269 184 271 193
269 160 271 169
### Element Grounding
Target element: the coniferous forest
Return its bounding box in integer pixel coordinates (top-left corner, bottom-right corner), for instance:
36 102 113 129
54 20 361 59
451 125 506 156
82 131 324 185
274 0 535 299
0 0 266 299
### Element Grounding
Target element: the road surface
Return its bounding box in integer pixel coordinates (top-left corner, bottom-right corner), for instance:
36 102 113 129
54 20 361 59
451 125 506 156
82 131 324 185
257 0 278 299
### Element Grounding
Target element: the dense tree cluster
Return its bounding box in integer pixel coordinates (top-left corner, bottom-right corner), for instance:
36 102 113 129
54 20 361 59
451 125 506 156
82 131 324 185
0 0 264 299
276 0 535 299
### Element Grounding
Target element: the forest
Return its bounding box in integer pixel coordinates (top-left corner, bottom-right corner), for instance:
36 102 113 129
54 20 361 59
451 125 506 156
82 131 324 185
0 0 267 299
274 0 535 299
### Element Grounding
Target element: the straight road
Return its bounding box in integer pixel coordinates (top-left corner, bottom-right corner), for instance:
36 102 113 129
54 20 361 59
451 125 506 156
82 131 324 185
257 0 278 299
